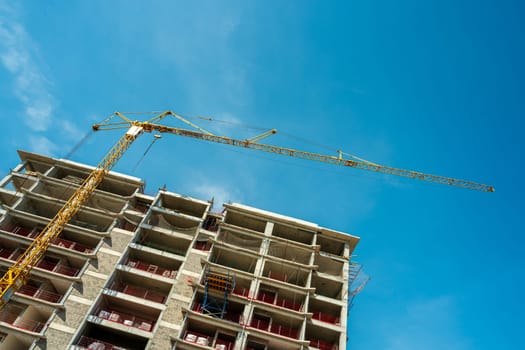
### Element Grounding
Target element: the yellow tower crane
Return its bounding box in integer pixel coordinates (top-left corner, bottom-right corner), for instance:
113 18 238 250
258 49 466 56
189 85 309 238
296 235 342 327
0 110 494 308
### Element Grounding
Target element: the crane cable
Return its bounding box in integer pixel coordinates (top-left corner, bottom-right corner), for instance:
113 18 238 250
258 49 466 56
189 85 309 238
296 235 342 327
64 129 94 160
132 134 162 172
182 114 375 163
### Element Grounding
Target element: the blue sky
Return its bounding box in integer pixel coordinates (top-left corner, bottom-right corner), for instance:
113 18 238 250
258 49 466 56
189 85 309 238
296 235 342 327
0 1 523 349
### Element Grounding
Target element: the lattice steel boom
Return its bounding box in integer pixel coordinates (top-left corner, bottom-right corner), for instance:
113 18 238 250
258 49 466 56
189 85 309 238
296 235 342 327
94 111 494 192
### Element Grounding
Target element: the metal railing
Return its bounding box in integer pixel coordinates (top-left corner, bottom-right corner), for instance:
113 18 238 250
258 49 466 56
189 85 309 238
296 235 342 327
0 248 79 276
109 282 167 304
0 225 39 238
269 323 299 339
17 284 63 303
52 237 93 253
249 317 270 331
36 259 80 277
232 286 250 298
249 318 299 339
312 311 340 325
0 312 45 333
308 338 339 350
124 259 177 278
0 224 94 253
267 270 288 282
254 291 302 311
194 241 212 251
0 247 19 260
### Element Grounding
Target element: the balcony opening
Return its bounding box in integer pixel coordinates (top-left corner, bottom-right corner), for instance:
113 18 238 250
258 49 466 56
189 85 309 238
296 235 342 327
49 166 141 197
202 214 221 232
0 191 19 207
0 302 51 334
256 288 276 304
315 254 344 277
262 260 309 287
130 197 151 213
224 211 266 233
0 218 42 240
75 324 148 349
118 216 139 232
147 211 199 236
182 318 237 349
0 239 84 278
311 274 343 300
249 308 301 340
0 271 69 304
231 275 252 298
272 223 314 245
245 336 302 350
193 234 212 251
215 333 236 350
123 248 181 280
156 192 207 218
17 157 52 174
1 172 36 194
36 255 82 277
267 241 312 265
246 338 268 350
306 324 340 350
136 227 192 257
32 180 126 213
309 298 342 325
1 216 101 254
256 283 305 312
210 247 257 274
92 294 160 333
109 270 170 304
13 197 113 233
316 235 345 257
217 229 262 252
191 292 245 325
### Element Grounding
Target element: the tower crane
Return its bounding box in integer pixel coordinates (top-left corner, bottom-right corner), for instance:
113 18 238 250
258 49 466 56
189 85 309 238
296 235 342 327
0 110 494 308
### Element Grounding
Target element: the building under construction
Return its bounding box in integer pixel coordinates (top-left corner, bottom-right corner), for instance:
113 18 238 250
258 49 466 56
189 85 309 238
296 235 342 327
0 151 360 350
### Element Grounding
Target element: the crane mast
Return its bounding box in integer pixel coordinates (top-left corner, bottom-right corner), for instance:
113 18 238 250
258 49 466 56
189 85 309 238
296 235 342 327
0 126 143 307
0 111 494 308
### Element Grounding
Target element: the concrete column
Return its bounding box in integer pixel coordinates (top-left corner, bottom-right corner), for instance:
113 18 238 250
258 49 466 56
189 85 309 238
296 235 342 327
339 261 350 349
264 221 274 237
343 242 351 259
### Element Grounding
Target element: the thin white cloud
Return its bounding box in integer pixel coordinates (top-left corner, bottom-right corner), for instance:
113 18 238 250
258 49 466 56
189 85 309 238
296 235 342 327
0 2 54 131
60 120 83 141
191 182 242 211
148 4 249 110
28 135 57 156
383 296 473 350
215 112 242 125
210 111 245 136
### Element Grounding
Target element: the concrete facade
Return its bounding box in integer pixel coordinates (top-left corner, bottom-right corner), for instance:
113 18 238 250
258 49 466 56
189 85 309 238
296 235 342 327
0 151 360 350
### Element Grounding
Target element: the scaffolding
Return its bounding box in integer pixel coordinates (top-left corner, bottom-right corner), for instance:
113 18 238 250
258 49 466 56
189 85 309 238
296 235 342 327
202 267 235 319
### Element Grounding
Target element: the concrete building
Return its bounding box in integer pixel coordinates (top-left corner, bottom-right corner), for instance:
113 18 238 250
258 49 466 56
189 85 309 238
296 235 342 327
0 151 360 350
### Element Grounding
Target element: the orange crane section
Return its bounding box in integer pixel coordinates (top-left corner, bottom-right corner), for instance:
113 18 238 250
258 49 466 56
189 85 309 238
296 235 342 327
0 110 494 308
